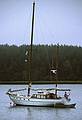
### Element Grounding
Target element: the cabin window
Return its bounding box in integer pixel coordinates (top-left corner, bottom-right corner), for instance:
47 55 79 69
21 98 24 100
43 95 45 99
32 94 37 98
37 95 40 98
17 97 20 100
41 95 44 98
47 95 50 99
35 94 37 98
40 95 41 98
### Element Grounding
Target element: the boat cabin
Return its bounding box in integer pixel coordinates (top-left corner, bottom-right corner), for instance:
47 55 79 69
31 92 61 99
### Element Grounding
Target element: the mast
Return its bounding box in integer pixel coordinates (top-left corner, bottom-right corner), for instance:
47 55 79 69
28 1 35 83
55 43 59 97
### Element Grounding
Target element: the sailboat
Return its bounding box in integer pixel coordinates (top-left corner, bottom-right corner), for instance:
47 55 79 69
6 1 76 108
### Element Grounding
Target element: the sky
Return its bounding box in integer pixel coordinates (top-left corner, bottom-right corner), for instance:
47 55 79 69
0 0 82 46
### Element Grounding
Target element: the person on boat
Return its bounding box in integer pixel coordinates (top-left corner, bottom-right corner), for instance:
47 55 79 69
8 88 11 92
28 82 32 96
64 91 70 100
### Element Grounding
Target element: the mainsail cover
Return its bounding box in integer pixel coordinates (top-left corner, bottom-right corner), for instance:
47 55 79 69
31 88 71 91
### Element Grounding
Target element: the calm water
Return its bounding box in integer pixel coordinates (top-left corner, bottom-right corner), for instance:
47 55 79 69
0 84 82 120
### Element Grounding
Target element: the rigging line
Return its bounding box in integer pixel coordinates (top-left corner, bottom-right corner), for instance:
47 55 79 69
24 7 32 45
34 3 53 67
34 5 51 68
34 11 52 79
32 1 56 45
36 6 57 45
36 14 54 76
34 3 50 45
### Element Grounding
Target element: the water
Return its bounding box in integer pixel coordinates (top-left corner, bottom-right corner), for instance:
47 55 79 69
0 84 82 120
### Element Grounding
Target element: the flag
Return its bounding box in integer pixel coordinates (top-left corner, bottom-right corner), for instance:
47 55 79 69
51 69 57 74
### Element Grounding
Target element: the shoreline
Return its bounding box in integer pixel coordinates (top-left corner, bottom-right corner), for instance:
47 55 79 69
0 80 82 84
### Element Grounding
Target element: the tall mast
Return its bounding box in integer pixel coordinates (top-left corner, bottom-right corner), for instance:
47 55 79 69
29 1 35 83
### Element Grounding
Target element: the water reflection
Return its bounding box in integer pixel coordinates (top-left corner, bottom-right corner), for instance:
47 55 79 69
7 105 75 120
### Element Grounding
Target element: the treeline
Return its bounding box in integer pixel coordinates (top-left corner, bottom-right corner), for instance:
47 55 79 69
0 44 82 83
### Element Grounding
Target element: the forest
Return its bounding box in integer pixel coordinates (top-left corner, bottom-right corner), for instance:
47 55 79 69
0 44 82 83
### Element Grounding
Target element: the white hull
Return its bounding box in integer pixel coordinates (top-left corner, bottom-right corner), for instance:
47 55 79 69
7 88 76 108
9 94 62 107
